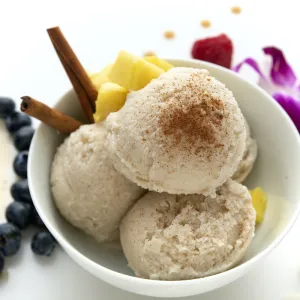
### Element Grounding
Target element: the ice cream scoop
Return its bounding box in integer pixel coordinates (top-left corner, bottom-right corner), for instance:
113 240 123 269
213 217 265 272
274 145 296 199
105 67 246 197
51 123 144 243
232 118 258 183
120 179 256 280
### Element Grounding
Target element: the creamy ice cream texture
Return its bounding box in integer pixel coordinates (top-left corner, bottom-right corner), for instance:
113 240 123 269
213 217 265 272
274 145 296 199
105 67 247 197
49 55 260 280
232 118 258 183
120 179 256 280
51 123 144 243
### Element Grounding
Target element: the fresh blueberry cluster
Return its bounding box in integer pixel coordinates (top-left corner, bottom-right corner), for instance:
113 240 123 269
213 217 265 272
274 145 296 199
0 97 57 274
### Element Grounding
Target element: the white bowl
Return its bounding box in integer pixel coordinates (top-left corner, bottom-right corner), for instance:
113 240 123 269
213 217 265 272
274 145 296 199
28 59 300 298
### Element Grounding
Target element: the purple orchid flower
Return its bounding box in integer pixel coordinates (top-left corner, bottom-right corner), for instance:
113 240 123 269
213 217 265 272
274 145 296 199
234 47 300 132
273 92 300 132
263 47 297 88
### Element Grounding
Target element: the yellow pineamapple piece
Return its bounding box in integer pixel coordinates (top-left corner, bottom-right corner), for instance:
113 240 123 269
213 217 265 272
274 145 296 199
250 187 267 224
90 64 113 89
144 56 173 71
108 50 164 90
108 50 140 89
131 59 164 90
93 82 127 123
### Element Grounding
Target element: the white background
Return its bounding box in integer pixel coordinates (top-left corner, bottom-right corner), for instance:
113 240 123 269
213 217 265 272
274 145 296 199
1 0 300 299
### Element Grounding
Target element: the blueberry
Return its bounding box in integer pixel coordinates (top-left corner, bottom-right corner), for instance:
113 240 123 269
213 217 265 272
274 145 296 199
31 207 44 227
13 126 35 151
0 223 21 256
10 179 32 203
31 231 56 256
13 151 28 178
0 252 4 273
0 97 15 118
6 202 32 229
5 112 32 134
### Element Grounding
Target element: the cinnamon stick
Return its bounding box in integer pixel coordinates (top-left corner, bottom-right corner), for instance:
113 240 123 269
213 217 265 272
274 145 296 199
47 26 98 123
21 96 83 133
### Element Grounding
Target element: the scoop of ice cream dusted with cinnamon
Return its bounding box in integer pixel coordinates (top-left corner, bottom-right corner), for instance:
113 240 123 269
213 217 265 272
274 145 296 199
51 123 144 243
105 67 246 197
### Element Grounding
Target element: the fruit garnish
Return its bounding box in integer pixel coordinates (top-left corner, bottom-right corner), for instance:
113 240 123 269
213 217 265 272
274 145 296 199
108 50 164 90
108 50 139 89
144 56 173 71
0 223 21 256
131 59 164 90
13 151 28 179
31 231 57 256
143 51 156 57
5 111 32 134
11 179 32 204
200 20 211 28
250 187 267 224
191 34 233 68
0 97 15 118
5 202 32 230
93 51 170 121
93 82 128 122
90 64 113 89
231 6 242 14
13 126 34 151
164 30 175 40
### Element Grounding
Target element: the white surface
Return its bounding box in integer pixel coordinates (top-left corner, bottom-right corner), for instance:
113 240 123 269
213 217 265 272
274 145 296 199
1 0 300 299
28 59 300 297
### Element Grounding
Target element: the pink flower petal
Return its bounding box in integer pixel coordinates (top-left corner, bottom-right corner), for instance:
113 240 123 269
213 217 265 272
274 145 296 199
263 47 297 88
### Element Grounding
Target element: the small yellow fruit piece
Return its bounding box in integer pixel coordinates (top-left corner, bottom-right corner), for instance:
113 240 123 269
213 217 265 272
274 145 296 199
108 50 140 89
144 56 173 71
143 51 156 57
90 64 113 89
93 82 127 123
131 59 164 90
109 50 164 90
250 187 267 224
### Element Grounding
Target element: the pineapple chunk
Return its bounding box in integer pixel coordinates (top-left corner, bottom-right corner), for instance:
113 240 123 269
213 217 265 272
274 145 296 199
108 50 164 90
93 82 127 122
90 64 113 89
144 56 173 71
108 50 140 89
131 59 164 90
250 187 267 224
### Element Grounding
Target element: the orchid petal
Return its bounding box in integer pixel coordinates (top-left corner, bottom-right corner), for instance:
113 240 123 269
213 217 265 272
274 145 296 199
263 47 297 88
233 58 266 79
273 92 300 132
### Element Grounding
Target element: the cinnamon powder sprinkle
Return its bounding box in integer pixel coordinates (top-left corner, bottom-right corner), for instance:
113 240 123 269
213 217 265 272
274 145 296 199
158 92 226 155
200 20 211 28
164 30 175 40
231 6 242 14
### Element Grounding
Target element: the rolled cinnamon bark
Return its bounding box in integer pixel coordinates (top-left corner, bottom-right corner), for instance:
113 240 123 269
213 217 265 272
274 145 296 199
47 26 97 123
21 96 83 133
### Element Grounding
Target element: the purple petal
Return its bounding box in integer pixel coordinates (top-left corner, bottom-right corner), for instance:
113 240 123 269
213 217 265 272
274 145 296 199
273 92 300 132
263 47 297 87
233 58 266 79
